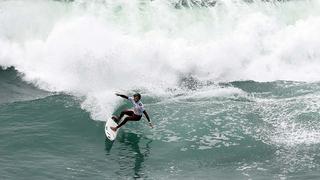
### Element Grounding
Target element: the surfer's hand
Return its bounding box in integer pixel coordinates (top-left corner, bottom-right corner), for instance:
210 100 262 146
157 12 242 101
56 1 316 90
115 93 120 96
149 122 154 128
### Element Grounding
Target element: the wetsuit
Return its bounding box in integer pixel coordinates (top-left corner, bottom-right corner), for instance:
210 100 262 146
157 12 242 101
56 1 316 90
116 97 145 128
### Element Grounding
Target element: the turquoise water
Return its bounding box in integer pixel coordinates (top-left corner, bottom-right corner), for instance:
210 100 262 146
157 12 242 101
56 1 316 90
1 0 320 179
2 68 320 179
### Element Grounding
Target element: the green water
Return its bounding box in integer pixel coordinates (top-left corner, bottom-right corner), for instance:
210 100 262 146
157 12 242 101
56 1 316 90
1 68 320 179
1 0 320 179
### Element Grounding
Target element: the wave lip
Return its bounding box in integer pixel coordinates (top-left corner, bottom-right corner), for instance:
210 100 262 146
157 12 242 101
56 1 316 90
0 67 49 105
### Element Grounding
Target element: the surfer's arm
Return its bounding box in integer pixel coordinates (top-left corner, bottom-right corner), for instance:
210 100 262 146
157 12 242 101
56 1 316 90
143 110 153 128
115 93 128 99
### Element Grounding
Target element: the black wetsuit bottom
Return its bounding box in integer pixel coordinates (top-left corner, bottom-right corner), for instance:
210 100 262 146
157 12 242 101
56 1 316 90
116 110 142 128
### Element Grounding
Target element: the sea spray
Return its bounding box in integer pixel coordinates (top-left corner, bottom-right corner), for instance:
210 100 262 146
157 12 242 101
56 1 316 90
1 0 320 120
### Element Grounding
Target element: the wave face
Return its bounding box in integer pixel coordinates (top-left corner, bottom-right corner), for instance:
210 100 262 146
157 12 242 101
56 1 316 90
1 1 320 179
0 68 49 104
1 69 320 179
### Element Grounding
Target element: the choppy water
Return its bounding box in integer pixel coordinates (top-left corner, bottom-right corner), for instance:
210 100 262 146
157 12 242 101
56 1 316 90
1 0 320 179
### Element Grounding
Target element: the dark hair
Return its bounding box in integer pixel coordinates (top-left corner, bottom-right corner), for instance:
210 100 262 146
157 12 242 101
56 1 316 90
133 93 141 99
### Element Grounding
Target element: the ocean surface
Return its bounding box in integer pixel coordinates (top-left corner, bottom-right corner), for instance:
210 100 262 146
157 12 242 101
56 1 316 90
1 0 320 179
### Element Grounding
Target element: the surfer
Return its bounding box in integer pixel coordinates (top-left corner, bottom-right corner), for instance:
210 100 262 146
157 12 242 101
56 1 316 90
110 93 153 132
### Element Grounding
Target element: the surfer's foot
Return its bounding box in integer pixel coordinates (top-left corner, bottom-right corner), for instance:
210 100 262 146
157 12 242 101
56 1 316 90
110 126 117 132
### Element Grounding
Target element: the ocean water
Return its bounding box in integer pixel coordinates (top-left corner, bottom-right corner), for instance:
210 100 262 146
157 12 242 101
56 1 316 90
1 0 320 179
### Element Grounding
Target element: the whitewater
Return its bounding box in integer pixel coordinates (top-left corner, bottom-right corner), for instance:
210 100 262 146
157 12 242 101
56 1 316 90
0 0 320 119
1 0 320 179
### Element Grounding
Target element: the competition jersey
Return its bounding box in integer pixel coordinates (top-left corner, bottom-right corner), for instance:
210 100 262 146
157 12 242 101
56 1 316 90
128 97 145 116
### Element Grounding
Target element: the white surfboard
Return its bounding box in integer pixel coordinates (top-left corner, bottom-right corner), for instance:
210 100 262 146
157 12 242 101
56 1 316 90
105 115 127 141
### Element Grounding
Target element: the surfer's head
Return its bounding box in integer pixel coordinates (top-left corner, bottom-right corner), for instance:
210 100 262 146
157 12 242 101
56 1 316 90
133 93 141 102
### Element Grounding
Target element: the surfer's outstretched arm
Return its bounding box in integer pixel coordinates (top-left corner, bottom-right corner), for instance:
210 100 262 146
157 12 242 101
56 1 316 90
115 93 128 99
143 110 153 128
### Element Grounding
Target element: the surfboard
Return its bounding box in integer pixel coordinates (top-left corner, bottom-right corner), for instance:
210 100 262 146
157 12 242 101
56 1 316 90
105 115 127 141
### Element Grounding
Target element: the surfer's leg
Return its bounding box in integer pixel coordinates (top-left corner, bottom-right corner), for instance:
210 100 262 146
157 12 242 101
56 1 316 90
111 111 135 131
116 118 128 129
119 110 134 120
116 114 141 129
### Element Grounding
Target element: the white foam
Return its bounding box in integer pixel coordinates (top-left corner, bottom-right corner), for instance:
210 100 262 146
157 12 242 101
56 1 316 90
1 0 320 120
